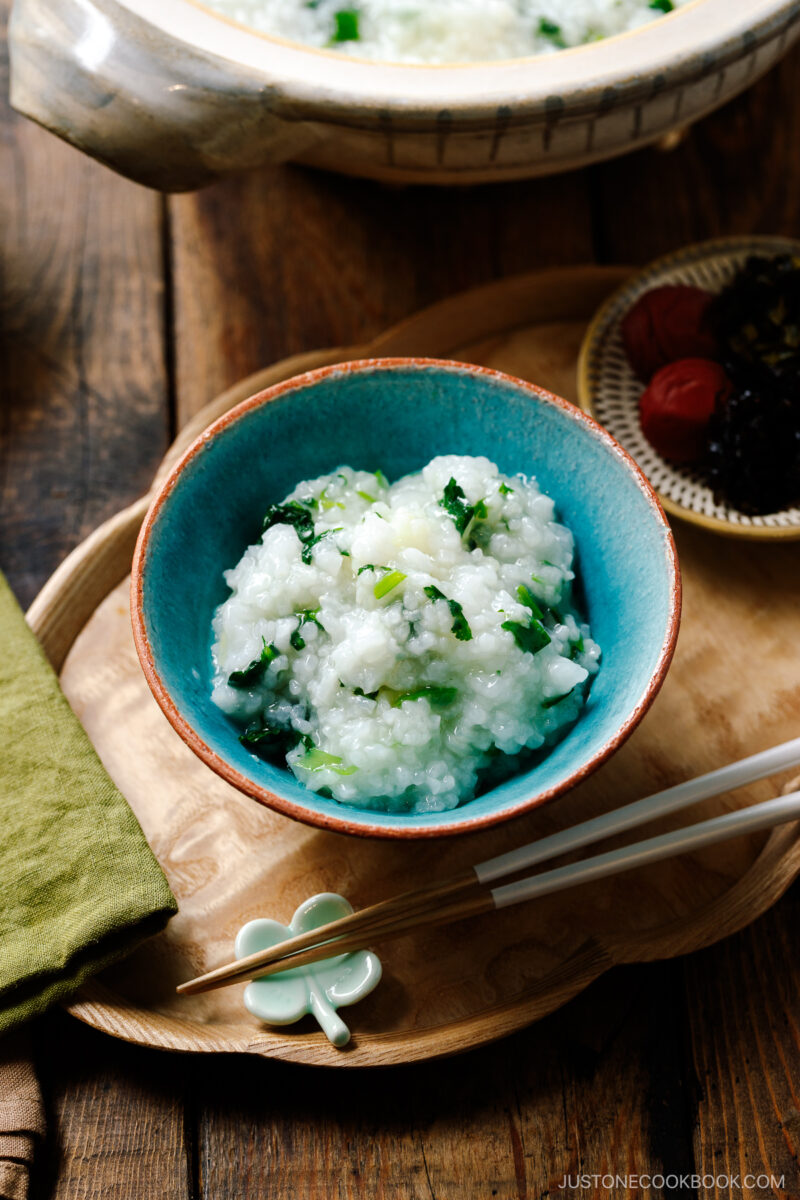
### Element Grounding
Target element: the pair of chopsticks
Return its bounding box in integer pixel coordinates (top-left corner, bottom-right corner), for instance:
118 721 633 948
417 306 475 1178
176 736 800 997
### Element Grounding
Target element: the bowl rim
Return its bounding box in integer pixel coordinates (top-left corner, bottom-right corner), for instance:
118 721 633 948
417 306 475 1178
131 356 682 839
113 0 794 114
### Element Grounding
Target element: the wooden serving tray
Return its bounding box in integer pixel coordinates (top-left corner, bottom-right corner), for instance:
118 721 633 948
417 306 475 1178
27 266 800 1068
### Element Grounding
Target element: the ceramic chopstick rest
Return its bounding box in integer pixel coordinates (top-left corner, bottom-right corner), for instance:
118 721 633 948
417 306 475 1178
235 894 381 1047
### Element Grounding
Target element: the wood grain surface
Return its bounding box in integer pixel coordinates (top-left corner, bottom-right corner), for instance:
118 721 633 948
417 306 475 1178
3 0 800 1192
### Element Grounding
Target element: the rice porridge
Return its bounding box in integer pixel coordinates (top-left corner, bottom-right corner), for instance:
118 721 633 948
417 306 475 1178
211 455 601 814
200 0 692 63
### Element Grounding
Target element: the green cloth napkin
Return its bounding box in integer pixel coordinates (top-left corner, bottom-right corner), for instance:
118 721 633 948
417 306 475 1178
0 572 177 1034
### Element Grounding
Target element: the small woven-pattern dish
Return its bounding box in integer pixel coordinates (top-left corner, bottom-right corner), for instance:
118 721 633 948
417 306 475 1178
577 236 800 540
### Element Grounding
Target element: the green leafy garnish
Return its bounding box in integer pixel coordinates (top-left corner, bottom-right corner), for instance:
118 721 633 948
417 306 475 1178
357 564 375 576
297 747 357 776
331 8 360 41
339 548 351 557
374 469 388 488
392 685 458 710
448 607 472 641
570 635 585 661
499 482 515 496
290 609 323 651
357 490 376 503
542 687 576 709
262 501 336 564
538 17 566 46
516 583 545 621
228 638 279 688
354 686 379 700
239 719 310 759
649 0 674 10
318 483 344 511
262 500 313 537
502 619 551 655
439 478 487 537
424 584 473 641
374 570 406 599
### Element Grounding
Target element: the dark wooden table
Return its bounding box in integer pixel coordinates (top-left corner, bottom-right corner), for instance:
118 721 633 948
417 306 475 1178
3 4 800 1194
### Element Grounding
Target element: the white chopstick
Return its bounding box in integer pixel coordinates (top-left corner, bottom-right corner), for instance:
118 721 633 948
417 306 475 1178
476 736 800 884
492 789 800 907
177 737 800 994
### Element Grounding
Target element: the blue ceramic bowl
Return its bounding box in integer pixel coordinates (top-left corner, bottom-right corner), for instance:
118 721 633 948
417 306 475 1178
132 358 680 839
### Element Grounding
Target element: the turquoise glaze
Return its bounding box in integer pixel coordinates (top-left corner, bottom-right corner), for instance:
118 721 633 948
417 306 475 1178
134 359 680 837
236 894 381 1047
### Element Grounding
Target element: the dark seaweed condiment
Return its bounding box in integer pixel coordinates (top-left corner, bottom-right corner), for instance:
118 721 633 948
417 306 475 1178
706 255 800 514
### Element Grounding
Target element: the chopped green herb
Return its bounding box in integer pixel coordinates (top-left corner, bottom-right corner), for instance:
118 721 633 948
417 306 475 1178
570 635 585 661
499 482 515 496
339 548 351 557
357 490 376 503
439 477 487 537
305 528 338 562
262 500 313 537
290 609 323 651
440 477 471 533
330 8 360 41
448 606 472 641
357 564 375 575
423 584 473 641
649 0 674 10
542 687 576 709
516 583 545 621
228 638 278 688
261 501 335 564
374 570 406 599
239 719 309 759
374 469 388 488
502 619 551 655
392 685 458 710
354 686 379 700
297 747 358 776
538 17 566 46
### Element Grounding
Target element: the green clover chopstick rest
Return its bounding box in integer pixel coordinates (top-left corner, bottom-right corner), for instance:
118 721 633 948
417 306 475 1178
235 893 382 1047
